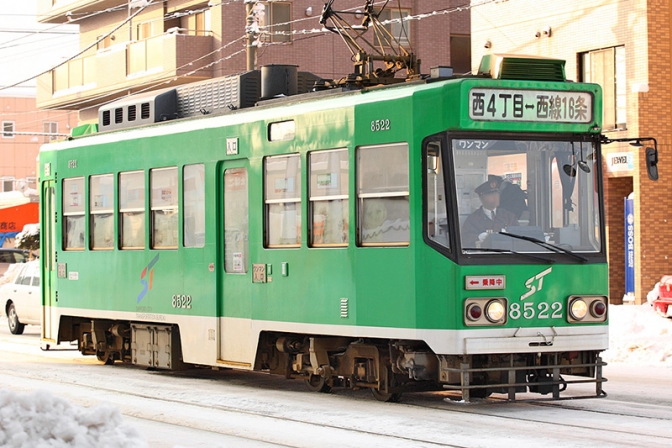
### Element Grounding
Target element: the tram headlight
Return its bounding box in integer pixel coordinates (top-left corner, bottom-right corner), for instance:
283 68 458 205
485 300 506 323
569 298 588 321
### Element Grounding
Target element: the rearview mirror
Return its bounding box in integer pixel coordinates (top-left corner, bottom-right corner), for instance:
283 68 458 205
645 147 658 181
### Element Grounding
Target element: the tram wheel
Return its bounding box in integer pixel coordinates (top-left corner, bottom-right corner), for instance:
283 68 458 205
305 374 331 393
96 350 115 365
371 388 403 403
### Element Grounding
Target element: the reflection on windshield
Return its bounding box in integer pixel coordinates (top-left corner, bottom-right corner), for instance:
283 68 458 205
452 138 601 254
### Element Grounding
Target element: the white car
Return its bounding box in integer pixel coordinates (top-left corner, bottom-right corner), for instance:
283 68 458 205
1 260 40 334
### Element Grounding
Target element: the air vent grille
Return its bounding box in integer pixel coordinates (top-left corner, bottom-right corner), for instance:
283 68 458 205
499 59 566 81
141 103 150 119
114 108 123 124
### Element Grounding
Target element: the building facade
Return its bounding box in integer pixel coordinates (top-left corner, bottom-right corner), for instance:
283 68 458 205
36 0 470 123
471 0 670 304
0 96 76 192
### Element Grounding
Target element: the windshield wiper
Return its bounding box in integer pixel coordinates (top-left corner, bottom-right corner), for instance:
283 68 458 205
462 247 555 264
498 232 588 263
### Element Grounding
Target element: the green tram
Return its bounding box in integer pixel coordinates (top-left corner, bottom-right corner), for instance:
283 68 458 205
39 55 619 401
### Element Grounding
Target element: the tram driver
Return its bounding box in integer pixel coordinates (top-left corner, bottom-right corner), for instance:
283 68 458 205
461 178 519 247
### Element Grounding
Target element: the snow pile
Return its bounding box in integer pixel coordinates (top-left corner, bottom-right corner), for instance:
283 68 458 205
602 303 672 366
0 389 147 448
14 223 39 253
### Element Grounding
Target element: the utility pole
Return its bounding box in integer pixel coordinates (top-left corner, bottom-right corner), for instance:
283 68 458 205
245 1 258 71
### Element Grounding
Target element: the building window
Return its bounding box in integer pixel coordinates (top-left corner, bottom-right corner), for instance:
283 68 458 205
309 149 349 247
63 177 86 250
224 168 249 273
450 35 471 75
1 177 14 192
96 35 113 50
192 10 211 36
580 46 626 130
119 171 145 249
357 143 410 246
265 154 301 247
259 2 291 43
2 121 15 138
377 8 411 46
137 21 153 40
150 167 178 249
43 122 58 143
90 174 114 250
183 164 205 248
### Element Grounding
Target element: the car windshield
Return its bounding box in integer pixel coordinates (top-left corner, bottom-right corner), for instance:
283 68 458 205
452 137 601 254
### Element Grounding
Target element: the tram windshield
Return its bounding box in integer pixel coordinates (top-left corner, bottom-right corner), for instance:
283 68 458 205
448 136 602 255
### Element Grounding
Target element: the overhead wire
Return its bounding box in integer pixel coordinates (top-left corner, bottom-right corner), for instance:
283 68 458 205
0 2 154 93
2 0 491 124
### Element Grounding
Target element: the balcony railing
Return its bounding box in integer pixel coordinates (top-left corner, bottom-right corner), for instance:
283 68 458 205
37 33 214 110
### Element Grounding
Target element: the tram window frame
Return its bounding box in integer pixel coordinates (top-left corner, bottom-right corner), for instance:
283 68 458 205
424 139 450 250
119 170 145 250
62 177 86 251
183 164 205 248
308 148 349 247
89 174 115 250
150 167 179 249
264 154 301 248
356 143 410 247
224 168 249 273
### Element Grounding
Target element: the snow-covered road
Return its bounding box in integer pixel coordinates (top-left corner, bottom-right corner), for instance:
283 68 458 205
1 312 671 448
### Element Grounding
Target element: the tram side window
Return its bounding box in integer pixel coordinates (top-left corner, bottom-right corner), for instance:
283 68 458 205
63 177 85 250
183 164 205 248
90 174 114 250
425 140 449 249
357 143 410 246
150 167 178 249
308 149 349 247
265 154 301 247
224 168 249 273
119 171 145 249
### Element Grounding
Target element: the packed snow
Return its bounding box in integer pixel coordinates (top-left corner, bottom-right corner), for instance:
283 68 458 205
602 302 672 366
0 389 146 447
1 303 670 447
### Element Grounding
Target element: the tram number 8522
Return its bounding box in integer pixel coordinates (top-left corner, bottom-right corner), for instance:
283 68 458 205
172 294 192 309
509 302 562 320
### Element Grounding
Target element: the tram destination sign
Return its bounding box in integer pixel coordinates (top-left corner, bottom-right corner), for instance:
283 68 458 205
469 88 593 124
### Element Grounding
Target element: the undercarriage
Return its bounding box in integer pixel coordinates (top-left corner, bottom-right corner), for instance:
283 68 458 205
66 318 607 402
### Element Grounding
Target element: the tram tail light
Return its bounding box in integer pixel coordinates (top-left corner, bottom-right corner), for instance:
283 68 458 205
466 304 482 321
464 298 507 326
567 296 608 323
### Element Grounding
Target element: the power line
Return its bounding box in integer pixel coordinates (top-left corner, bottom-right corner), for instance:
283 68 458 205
1 0 484 120
0 2 152 93
0 29 78 34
